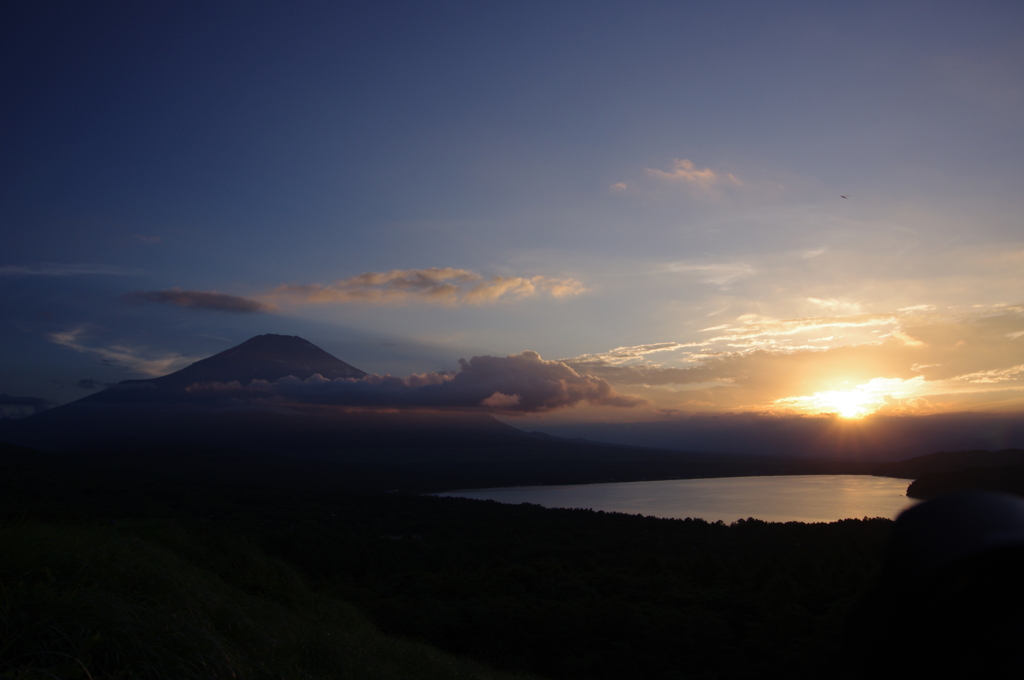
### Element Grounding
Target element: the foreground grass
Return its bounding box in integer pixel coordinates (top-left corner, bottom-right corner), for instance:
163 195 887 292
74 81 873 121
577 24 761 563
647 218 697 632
0 453 895 680
0 520 535 680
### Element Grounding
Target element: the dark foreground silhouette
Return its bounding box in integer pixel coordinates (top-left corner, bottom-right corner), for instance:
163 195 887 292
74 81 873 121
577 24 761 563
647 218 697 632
8 439 1024 678
907 462 1024 498
2 445 894 680
849 492 1024 676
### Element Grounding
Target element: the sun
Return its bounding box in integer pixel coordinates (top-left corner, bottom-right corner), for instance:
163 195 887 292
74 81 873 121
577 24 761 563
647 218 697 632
815 389 876 419
774 376 930 419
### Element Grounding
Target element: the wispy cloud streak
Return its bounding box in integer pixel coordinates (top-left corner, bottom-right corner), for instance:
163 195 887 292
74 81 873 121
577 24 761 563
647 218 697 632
271 268 586 306
0 263 138 276
48 328 197 377
121 289 275 313
667 262 756 286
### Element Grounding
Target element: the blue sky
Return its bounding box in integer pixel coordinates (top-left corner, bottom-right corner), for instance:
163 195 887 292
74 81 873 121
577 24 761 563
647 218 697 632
3 1 1023 425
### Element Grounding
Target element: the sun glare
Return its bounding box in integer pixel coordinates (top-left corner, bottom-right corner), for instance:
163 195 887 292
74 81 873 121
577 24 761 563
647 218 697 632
813 389 877 419
774 376 927 419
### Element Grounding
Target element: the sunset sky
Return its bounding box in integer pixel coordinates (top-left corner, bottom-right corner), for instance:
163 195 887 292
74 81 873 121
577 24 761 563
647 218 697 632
3 1 1023 434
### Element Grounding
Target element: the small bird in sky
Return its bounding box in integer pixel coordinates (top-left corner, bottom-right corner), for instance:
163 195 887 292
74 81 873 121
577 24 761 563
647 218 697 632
840 195 849 199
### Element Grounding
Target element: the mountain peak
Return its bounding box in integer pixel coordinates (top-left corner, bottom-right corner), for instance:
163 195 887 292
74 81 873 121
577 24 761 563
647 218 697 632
119 334 367 390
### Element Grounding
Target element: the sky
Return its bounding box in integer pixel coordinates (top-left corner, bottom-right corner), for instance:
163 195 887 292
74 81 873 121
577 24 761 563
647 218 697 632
3 1 1024 441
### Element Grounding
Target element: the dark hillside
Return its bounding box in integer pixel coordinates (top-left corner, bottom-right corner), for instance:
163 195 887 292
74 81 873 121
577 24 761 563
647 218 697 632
872 448 1024 479
0 521 536 680
907 464 1024 499
0 437 874 494
0 449 892 680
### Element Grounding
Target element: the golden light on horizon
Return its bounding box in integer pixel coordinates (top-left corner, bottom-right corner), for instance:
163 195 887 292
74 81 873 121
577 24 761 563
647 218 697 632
774 376 929 419
809 389 878 419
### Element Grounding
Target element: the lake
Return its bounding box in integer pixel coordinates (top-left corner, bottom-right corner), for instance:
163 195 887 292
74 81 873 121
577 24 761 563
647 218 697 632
437 474 917 523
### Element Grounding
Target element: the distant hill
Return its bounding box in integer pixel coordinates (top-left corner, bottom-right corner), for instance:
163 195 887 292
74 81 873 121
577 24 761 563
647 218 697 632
856 449 1024 499
906 464 1024 499
537 412 1024 460
871 449 1024 479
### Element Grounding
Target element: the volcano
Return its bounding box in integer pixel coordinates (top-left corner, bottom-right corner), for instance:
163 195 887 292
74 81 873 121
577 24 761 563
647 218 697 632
0 334 521 453
0 334 802 492
84 334 366 402
126 333 366 387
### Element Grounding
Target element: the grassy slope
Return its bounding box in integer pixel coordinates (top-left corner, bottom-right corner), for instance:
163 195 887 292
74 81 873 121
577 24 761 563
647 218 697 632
0 520 535 680
0 444 899 679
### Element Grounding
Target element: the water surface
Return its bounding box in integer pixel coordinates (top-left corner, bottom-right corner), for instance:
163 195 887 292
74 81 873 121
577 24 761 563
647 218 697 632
438 475 916 523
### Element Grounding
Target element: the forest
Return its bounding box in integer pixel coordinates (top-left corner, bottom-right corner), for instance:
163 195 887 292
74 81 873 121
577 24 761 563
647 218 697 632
1 443 898 679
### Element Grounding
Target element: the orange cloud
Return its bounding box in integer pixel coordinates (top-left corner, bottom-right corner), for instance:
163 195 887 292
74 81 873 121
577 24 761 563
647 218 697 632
645 159 742 190
562 305 1024 416
271 268 586 306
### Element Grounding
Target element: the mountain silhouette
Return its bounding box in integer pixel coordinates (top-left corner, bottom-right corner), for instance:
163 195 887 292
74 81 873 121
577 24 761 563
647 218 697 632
137 333 366 385
0 334 520 453
86 334 365 401
0 334 839 491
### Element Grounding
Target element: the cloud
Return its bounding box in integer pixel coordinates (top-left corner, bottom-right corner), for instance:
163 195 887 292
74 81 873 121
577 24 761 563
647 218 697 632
77 378 101 390
954 364 1024 384
561 305 1024 416
644 159 742 190
699 313 901 345
49 328 198 377
121 288 275 313
890 329 925 347
270 268 587 306
667 262 756 286
798 247 828 259
183 351 645 413
807 298 864 315
0 393 53 418
567 342 696 367
0 263 138 276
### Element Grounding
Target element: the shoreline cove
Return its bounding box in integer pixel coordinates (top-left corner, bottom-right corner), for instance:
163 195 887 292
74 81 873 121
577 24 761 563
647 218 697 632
437 474 917 523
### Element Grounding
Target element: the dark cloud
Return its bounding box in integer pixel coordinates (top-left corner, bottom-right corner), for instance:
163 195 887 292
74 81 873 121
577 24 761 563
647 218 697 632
0 394 52 406
77 379 100 390
0 263 137 276
121 288 274 313
0 393 54 418
184 351 645 413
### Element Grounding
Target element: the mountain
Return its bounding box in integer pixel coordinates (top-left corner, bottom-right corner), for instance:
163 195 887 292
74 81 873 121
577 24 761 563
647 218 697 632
0 334 517 454
0 334 878 491
85 334 365 401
